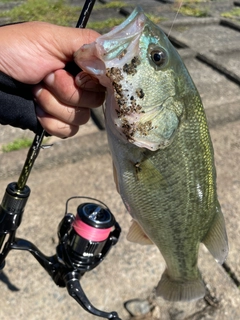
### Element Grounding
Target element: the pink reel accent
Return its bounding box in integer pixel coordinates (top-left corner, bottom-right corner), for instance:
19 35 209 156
73 217 112 242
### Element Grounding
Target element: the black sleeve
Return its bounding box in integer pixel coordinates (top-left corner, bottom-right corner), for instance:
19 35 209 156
0 71 42 134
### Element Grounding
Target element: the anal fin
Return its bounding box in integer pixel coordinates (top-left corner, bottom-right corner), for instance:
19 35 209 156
202 206 228 264
127 220 153 245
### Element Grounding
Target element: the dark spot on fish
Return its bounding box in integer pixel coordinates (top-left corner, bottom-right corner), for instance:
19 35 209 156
121 118 136 140
132 56 140 65
133 162 142 181
136 121 153 136
123 56 140 75
118 49 127 60
118 99 126 106
106 67 125 116
136 88 145 99
135 162 141 172
106 64 145 141
106 67 123 83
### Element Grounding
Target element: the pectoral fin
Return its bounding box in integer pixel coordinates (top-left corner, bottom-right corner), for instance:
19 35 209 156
127 220 153 245
202 206 228 264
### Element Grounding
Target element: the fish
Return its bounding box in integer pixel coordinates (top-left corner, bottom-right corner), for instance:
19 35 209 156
74 7 228 301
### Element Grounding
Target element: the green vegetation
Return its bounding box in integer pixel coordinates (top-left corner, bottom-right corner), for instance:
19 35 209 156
0 0 164 31
180 6 208 17
87 14 164 31
221 8 240 21
178 5 209 17
2 137 33 152
0 0 82 26
175 0 210 3
88 17 125 31
146 14 165 24
0 0 128 29
94 1 127 10
174 0 209 18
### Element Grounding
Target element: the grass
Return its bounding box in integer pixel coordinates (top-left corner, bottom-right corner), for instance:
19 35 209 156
0 0 128 29
0 0 164 31
221 8 240 21
0 0 82 26
2 137 33 152
179 5 209 17
94 1 127 10
146 14 166 24
174 0 210 18
88 17 125 31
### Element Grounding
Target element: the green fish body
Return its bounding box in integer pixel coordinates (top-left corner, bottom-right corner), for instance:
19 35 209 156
75 7 228 301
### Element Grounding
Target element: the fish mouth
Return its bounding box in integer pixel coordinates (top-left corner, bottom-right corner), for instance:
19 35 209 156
96 7 146 66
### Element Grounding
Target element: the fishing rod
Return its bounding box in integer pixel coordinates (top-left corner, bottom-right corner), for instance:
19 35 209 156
17 0 97 192
0 1 122 319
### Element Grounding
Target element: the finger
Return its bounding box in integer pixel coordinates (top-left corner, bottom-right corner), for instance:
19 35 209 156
36 106 80 138
75 72 105 92
33 85 91 126
43 69 105 108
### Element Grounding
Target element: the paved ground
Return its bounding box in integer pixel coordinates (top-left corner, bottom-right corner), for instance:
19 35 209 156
0 0 240 319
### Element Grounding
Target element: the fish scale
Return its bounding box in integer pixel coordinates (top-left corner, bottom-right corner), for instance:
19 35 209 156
74 6 228 302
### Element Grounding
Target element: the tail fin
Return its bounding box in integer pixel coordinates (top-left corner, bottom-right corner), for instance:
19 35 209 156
156 270 206 302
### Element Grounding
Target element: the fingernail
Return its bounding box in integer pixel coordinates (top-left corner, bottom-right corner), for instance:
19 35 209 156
44 72 55 86
32 84 43 98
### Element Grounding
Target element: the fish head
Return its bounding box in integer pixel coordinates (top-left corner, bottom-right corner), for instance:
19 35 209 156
75 7 193 151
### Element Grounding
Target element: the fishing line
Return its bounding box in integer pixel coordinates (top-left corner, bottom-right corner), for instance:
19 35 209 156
168 0 184 38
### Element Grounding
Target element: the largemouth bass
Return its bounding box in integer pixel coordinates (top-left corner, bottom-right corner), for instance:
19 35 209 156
74 7 228 301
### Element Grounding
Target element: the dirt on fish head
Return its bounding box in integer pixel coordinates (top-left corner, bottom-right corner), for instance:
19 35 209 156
74 6 193 151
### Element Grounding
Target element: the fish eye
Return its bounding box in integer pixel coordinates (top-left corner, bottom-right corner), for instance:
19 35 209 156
151 50 166 65
148 45 168 69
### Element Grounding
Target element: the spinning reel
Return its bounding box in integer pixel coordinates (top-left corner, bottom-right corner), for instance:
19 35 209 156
0 2 122 318
0 182 121 319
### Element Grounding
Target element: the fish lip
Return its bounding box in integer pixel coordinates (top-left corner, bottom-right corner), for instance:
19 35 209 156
95 8 146 63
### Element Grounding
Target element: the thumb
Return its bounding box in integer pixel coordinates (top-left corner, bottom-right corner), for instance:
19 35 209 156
0 22 101 84
49 24 100 62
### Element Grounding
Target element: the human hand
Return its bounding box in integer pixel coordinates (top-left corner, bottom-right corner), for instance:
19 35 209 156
0 22 105 137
